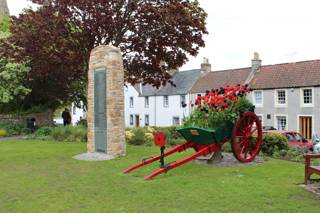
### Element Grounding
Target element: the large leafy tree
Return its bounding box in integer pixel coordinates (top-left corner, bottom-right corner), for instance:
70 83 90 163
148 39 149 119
1 0 207 110
0 17 30 107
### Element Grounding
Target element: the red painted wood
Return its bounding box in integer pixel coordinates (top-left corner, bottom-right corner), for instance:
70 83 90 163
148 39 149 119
144 144 219 180
154 131 166 147
123 142 192 174
232 112 262 163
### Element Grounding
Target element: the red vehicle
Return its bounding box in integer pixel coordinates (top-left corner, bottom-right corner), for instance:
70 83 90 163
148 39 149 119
264 130 313 150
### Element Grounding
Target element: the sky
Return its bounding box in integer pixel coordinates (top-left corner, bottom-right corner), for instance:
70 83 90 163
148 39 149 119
7 0 320 71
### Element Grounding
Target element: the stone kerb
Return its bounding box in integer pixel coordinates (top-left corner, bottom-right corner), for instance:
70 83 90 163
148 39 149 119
87 45 126 157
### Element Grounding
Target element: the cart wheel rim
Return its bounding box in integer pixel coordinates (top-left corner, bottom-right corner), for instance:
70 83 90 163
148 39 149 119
232 112 262 163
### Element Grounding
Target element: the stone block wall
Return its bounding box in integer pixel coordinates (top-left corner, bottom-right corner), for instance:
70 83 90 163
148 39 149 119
0 110 53 127
87 45 126 157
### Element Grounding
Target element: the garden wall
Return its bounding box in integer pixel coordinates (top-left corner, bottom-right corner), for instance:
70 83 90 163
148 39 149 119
0 110 53 127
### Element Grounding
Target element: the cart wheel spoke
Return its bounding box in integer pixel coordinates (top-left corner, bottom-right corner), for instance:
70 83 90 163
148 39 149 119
232 112 262 163
250 127 257 135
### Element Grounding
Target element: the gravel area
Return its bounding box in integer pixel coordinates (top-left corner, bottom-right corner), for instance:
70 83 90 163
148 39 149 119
73 152 115 161
300 182 320 196
194 152 264 167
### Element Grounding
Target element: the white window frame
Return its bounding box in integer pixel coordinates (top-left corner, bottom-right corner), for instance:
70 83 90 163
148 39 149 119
129 97 134 108
253 90 263 107
274 89 287 107
163 95 169 108
145 114 149 126
274 114 288 131
300 87 314 107
145 96 149 108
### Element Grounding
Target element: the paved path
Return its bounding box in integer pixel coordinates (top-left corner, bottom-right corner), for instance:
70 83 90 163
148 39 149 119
0 136 26 142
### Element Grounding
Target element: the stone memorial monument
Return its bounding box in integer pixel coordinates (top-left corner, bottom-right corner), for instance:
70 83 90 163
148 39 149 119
75 45 126 161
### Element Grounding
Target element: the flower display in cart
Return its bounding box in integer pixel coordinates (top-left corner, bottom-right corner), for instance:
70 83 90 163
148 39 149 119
184 84 254 129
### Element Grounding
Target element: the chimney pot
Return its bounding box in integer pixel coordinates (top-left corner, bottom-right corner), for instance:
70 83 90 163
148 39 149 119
253 52 260 60
201 57 211 73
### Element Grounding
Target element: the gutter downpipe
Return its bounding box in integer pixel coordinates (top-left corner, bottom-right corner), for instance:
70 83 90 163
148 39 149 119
154 95 157 126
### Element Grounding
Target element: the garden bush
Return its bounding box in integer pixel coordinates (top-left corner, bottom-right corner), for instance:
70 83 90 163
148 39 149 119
153 126 186 146
34 127 52 140
125 126 185 146
128 128 146 145
50 125 87 142
0 129 7 137
0 123 26 136
271 146 306 162
261 133 289 156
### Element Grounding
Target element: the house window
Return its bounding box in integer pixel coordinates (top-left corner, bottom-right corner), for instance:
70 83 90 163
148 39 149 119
276 116 287 130
276 90 286 105
173 117 180 125
145 114 149 126
302 88 313 105
254 91 263 106
180 95 186 107
129 97 134 108
73 105 76 115
145 96 149 108
163 96 169 107
130 115 134 125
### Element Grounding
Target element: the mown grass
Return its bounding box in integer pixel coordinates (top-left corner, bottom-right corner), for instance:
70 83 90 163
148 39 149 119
0 140 320 212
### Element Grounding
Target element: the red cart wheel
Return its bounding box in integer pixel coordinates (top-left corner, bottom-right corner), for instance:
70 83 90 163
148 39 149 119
232 112 262 163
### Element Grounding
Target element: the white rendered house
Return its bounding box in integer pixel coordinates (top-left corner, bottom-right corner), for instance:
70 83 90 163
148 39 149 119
124 67 209 127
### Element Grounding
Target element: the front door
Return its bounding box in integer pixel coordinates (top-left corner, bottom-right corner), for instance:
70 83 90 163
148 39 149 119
299 116 312 140
94 69 107 153
135 115 140 127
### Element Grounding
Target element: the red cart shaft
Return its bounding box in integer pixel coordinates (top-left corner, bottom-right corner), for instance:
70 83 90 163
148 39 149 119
144 144 219 180
123 142 192 174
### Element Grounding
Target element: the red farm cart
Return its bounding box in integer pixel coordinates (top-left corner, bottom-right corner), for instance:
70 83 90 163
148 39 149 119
124 85 263 180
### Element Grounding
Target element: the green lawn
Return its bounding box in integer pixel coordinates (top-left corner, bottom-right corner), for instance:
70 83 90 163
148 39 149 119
0 140 319 213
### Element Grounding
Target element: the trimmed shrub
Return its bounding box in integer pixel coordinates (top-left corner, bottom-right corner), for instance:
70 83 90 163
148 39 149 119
128 128 145 145
0 129 7 137
271 146 306 162
144 132 154 146
261 133 289 156
125 126 186 146
34 127 52 140
286 147 306 162
0 123 26 136
50 126 87 142
168 138 186 146
125 130 135 142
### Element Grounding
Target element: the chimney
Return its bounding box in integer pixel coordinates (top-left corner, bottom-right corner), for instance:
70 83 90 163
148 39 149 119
168 68 179 76
251 52 262 72
201 57 211 73
245 52 262 84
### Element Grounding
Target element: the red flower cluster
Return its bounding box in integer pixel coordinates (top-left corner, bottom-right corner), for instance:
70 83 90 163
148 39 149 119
192 84 251 112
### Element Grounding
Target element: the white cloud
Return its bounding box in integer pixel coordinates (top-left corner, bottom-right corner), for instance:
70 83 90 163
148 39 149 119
7 0 320 71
